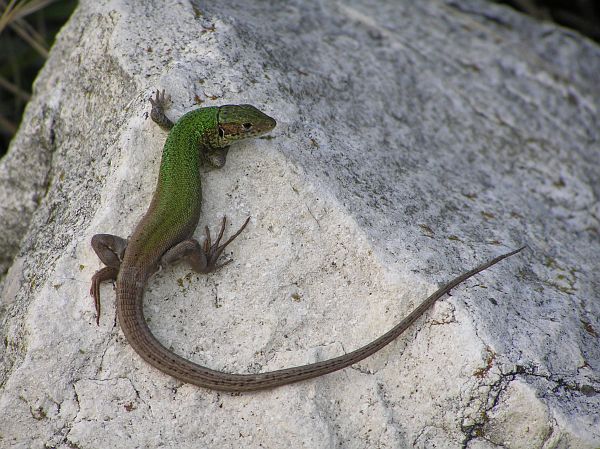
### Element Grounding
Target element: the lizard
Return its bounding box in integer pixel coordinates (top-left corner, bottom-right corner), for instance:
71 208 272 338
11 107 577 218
89 89 524 392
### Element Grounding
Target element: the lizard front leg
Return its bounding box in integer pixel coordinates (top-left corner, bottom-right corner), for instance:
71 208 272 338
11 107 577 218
90 234 128 324
161 216 250 273
149 89 174 130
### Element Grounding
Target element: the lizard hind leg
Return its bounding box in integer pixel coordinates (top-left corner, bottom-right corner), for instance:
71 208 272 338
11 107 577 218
160 216 250 274
90 234 128 325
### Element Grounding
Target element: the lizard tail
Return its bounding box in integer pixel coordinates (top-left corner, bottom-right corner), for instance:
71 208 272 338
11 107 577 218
116 247 524 391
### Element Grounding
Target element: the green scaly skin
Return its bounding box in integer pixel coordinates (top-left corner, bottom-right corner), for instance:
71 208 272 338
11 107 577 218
123 99 274 278
90 90 523 392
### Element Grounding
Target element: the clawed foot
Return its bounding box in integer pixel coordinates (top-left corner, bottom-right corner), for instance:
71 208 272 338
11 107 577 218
150 89 170 108
160 216 250 274
149 89 173 130
203 216 250 271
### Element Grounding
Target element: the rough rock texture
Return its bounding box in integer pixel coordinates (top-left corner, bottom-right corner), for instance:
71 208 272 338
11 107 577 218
0 0 598 448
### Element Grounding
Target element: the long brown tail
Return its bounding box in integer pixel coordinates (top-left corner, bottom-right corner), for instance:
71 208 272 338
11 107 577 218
116 247 525 392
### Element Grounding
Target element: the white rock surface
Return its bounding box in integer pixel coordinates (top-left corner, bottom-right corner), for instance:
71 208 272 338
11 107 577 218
1 0 598 448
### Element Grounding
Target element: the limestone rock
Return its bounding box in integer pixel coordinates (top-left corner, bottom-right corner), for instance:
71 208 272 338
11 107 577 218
1 0 598 448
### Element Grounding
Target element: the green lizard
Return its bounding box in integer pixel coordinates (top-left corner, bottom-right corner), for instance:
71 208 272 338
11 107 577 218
90 90 523 392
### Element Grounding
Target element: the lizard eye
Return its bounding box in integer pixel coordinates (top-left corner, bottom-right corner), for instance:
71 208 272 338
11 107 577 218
218 127 225 138
242 122 252 130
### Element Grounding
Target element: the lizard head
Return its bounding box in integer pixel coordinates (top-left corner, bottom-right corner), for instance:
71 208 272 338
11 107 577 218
217 104 276 145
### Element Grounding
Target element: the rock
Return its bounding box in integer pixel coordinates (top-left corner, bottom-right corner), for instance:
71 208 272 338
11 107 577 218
0 0 598 448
